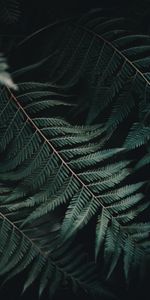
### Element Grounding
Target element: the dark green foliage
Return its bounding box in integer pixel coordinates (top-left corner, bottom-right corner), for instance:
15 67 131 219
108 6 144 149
0 84 114 298
37 11 150 143
0 82 149 298
0 5 150 300
124 123 150 149
0 205 110 299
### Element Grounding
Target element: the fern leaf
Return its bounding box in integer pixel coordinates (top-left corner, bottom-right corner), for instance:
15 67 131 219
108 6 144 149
124 238 135 281
124 123 150 149
0 84 149 284
30 12 150 150
95 209 110 260
0 210 107 298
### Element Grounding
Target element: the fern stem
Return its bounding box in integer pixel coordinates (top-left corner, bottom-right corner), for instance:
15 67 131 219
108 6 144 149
6 87 146 262
7 87 106 211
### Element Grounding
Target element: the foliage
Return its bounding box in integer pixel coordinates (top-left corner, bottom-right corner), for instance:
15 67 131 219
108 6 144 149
0 203 110 299
0 2 150 300
35 12 150 136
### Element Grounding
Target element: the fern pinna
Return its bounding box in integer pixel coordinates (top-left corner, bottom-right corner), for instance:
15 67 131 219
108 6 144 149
0 82 149 299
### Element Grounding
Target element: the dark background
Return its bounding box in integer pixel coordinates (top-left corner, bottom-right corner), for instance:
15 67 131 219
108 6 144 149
0 0 150 299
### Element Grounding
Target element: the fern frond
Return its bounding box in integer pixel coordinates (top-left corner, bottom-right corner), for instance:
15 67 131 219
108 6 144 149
0 207 109 298
31 11 150 149
0 84 149 283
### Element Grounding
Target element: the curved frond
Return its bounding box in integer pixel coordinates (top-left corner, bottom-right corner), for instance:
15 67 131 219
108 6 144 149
0 84 149 285
0 206 108 298
31 11 150 150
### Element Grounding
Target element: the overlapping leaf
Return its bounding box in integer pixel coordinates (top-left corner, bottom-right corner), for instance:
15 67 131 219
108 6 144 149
0 83 149 287
30 11 150 150
0 199 108 298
